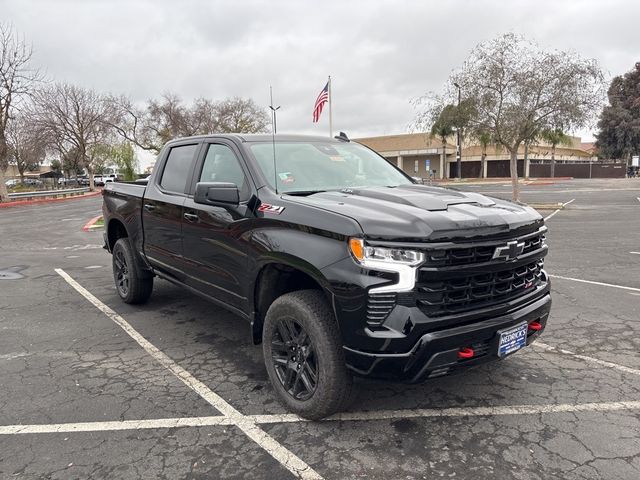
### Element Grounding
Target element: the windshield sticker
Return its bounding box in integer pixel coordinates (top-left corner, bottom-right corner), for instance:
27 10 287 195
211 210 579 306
258 203 285 215
278 172 296 184
329 156 345 162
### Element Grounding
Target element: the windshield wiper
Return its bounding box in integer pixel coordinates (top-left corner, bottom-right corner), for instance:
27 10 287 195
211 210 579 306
284 190 327 196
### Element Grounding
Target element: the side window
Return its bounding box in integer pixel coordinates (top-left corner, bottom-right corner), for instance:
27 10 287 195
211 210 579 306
199 144 250 200
160 144 198 193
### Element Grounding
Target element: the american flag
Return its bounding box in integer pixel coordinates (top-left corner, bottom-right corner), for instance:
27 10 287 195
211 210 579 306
312 81 329 123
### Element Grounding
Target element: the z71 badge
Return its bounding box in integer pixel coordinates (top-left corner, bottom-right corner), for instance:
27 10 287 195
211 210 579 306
257 203 285 215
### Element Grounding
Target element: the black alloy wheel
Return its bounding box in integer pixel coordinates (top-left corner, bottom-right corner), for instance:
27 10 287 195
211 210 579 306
270 318 318 401
262 290 354 419
111 238 153 304
113 248 130 297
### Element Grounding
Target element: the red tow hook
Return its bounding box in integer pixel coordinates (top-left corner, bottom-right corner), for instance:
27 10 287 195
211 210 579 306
457 347 475 360
528 321 543 331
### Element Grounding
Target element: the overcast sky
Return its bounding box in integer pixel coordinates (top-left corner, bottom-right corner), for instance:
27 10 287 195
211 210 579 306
2 0 638 145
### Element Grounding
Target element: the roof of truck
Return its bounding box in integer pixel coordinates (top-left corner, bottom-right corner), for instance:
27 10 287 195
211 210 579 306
168 133 347 144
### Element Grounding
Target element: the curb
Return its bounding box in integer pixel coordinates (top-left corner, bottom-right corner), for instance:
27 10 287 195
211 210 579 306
0 190 102 209
82 215 103 232
434 177 573 186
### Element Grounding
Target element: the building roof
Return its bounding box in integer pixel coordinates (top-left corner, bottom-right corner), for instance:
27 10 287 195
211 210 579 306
580 142 597 154
354 132 454 153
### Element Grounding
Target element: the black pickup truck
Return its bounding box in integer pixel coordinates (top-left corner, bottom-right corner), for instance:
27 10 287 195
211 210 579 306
103 134 551 419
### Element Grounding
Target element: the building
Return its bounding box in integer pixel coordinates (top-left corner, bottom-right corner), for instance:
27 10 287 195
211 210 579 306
355 133 600 179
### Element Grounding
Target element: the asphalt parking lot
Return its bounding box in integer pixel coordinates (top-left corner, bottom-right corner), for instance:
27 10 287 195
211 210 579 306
1 178 639 479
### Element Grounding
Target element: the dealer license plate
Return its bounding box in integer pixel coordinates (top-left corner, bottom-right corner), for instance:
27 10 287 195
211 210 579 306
498 322 528 357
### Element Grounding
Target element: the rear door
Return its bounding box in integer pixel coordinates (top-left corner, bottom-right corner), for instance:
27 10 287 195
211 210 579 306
181 140 253 311
142 141 201 280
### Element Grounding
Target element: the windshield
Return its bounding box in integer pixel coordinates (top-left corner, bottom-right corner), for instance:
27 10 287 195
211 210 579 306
248 141 412 194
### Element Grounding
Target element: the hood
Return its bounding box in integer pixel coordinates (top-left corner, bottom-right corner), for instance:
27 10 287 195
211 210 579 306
285 184 543 242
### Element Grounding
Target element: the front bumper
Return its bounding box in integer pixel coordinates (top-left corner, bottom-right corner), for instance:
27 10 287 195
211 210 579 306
343 292 551 382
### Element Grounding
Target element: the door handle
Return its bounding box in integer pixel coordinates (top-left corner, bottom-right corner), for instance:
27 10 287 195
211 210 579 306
183 212 199 222
143 204 156 212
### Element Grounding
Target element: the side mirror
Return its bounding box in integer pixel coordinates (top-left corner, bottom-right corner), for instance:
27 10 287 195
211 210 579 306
194 182 239 206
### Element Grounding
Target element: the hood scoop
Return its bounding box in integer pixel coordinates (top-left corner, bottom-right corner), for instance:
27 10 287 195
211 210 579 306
338 185 495 211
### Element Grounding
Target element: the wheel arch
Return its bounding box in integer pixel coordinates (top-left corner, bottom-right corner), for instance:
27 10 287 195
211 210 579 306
251 257 335 345
106 218 128 252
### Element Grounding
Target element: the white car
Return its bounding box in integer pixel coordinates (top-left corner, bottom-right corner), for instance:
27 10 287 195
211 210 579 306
5 179 19 187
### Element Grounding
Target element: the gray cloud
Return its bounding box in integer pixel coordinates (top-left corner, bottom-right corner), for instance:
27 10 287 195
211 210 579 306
3 0 638 142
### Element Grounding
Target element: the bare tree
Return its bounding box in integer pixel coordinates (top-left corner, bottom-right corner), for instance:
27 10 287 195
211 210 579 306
6 114 46 182
109 93 269 154
0 23 43 202
32 83 116 191
216 97 269 133
415 33 604 201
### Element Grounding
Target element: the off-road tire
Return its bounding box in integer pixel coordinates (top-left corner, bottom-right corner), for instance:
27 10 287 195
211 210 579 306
263 289 355 420
112 238 153 304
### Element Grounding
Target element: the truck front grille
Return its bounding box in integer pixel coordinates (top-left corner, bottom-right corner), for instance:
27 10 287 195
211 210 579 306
424 229 546 267
415 259 544 317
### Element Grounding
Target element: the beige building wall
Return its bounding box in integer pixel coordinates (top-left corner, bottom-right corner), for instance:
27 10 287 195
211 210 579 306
356 132 596 179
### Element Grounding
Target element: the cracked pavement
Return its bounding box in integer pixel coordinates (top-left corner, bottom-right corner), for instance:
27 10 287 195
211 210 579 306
0 178 639 479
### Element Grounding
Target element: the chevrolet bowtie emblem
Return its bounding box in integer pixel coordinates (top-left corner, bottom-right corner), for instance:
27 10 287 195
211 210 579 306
493 240 525 261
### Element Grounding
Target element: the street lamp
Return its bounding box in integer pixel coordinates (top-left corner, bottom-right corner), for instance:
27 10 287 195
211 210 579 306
453 82 462 180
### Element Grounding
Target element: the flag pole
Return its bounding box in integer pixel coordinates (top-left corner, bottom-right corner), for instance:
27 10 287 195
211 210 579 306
328 75 333 138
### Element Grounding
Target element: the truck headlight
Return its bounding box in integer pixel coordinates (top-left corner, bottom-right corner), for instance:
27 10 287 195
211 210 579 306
349 238 424 294
349 238 425 266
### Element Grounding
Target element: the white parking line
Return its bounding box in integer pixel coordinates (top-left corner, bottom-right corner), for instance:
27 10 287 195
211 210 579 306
252 400 640 424
0 416 234 435
544 198 575 221
3 401 640 436
533 343 640 376
549 274 640 293
630 252 640 255
54 268 323 480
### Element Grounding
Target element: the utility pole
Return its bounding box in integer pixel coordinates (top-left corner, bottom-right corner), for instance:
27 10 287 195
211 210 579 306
454 82 462 180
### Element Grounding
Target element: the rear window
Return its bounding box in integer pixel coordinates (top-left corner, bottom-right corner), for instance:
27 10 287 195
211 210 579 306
160 144 198 193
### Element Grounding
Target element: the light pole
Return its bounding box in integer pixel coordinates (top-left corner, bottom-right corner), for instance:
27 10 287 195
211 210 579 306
453 82 462 180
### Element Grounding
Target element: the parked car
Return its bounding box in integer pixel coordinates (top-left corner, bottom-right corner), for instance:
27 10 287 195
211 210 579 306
22 178 43 186
102 134 551 419
5 179 19 187
95 174 118 186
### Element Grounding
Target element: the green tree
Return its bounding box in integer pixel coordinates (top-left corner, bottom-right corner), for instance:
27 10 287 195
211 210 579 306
540 128 573 177
62 147 84 178
596 62 640 160
111 142 138 181
50 159 62 173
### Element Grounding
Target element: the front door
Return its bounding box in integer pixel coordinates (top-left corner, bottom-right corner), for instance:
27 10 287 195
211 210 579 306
181 142 253 310
142 142 200 281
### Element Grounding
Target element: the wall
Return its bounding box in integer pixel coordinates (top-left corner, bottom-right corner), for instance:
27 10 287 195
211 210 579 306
529 163 626 178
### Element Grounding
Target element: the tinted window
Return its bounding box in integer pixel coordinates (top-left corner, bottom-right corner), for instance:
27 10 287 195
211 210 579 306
160 144 198 193
199 144 249 200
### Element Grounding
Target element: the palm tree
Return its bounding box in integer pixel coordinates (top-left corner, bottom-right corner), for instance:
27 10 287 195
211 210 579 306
477 131 492 178
431 106 455 178
540 128 573 178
